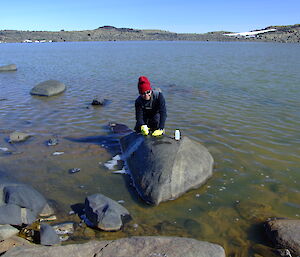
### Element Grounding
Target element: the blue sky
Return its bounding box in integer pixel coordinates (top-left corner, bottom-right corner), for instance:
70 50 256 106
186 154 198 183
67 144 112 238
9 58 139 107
1 0 299 33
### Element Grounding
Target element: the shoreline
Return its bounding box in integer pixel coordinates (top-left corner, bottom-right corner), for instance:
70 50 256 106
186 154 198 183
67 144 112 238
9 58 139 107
1 24 300 44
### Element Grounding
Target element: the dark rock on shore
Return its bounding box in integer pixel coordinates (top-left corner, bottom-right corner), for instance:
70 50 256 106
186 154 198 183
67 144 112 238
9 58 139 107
30 80 66 97
0 64 17 72
265 218 300 256
84 194 130 231
120 133 214 205
2 236 226 257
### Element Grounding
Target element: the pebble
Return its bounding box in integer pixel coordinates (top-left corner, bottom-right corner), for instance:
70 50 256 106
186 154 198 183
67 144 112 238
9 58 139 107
59 235 69 241
39 215 57 222
68 168 81 174
52 151 64 156
112 169 128 174
52 222 74 235
47 138 58 146
117 200 125 204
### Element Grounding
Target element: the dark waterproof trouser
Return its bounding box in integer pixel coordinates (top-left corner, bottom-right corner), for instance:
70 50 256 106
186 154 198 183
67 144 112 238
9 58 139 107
135 114 160 132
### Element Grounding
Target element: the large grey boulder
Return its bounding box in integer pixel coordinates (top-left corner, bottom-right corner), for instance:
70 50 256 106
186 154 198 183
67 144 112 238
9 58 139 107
84 194 130 231
2 236 226 257
0 64 17 72
40 223 60 246
30 80 66 97
0 174 49 226
120 133 214 205
265 219 300 256
4 185 47 216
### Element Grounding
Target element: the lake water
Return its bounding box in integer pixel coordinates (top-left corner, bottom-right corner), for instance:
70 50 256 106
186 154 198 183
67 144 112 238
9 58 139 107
0 41 300 256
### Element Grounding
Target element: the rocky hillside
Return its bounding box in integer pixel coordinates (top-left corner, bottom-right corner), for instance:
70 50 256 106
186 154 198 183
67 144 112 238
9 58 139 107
256 24 300 43
0 24 299 43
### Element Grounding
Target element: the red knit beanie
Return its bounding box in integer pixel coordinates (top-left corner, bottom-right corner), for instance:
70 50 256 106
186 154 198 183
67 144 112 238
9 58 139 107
138 76 152 94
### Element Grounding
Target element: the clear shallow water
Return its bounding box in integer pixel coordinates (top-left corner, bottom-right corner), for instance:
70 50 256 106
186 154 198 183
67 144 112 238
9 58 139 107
1 41 300 256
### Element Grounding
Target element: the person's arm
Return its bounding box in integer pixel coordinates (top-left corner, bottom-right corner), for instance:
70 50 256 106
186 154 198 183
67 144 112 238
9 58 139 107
135 99 144 129
158 93 167 129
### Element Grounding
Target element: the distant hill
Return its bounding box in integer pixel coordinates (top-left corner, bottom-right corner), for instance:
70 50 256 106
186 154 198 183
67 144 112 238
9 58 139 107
0 24 299 43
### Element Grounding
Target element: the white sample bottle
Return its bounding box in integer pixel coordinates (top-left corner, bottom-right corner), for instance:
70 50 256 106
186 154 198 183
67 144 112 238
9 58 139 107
175 129 180 140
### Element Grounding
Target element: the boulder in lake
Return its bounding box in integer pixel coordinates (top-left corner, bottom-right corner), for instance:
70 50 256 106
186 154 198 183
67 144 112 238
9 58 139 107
2 236 226 257
84 193 130 231
30 80 66 97
9 132 31 143
0 204 36 226
120 133 214 205
0 174 50 226
0 64 17 72
265 218 300 256
4 184 47 216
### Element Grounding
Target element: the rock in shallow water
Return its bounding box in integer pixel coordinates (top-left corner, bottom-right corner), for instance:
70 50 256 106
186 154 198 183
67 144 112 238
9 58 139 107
265 218 300 256
4 185 47 216
120 133 214 205
30 80 66 97
9 132 31 143
0 204 36 226
40 223 60 246
84 193 130 231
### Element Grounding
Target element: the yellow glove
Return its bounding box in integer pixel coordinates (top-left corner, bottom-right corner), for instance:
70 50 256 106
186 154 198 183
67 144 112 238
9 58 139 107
141 125 149 136
152 129 164 137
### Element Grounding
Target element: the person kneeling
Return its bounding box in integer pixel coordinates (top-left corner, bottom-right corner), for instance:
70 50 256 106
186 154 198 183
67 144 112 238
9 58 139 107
134 76 167 137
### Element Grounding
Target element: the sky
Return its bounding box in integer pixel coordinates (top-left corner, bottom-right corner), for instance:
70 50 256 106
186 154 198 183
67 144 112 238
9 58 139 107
1 0 299 33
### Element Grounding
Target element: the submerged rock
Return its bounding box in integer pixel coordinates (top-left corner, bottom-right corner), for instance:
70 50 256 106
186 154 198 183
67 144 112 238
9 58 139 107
265 218 300 256
30 80 66 97
0 64 17 72
2 236 226 257
84 193 130 231
9 132 31 143
120 133 214 205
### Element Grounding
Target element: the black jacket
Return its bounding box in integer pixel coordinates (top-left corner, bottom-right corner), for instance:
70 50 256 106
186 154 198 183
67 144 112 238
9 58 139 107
135 91 167 130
